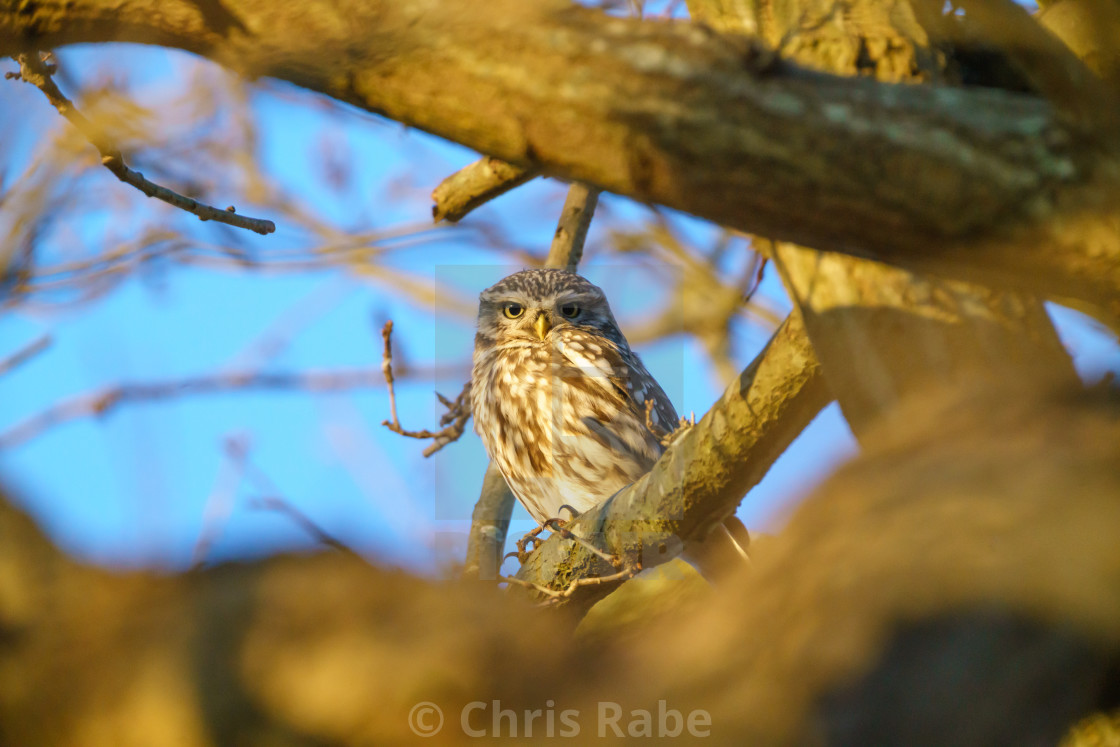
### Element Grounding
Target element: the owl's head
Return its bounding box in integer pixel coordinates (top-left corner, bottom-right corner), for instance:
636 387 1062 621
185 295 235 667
475 269 623 347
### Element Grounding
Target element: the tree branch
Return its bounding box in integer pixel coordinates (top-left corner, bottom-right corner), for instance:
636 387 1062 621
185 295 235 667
545 182 600 271
0 334 50 376
462 462 517 581
953 0 1119 127
5 0 1119 311
12 51 276 235
0 367 402 449
513 310 830 611
690 0 1081 435
431 157 540 223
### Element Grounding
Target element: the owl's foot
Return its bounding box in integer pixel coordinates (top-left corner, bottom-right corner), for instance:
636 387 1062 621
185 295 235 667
506 523 549 565
543 516 624 570
504 507 596 566
501 513 640 606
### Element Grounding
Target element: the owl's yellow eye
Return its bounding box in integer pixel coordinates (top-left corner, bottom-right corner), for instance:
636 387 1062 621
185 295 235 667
503 302 525 319
560 303 580 319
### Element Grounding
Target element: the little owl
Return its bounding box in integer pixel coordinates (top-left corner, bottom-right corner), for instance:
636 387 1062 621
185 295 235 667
471 268 748 573
471 268 677 525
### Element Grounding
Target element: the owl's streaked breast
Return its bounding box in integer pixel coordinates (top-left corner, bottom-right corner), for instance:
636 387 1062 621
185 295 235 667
472 328 667 524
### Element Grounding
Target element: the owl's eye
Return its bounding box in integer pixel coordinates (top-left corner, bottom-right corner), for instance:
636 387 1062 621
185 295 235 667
503 302 525 319
560 303 580 319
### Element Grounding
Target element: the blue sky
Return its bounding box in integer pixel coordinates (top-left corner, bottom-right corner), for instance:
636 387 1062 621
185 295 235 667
1 43 1116 576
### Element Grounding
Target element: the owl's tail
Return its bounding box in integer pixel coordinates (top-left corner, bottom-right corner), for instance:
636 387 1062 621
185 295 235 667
684 517 753 583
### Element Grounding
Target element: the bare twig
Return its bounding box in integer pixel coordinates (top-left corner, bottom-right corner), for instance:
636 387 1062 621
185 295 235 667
249 496 357 555
191 434 250 568
431 156 540 223
380 321 401 426
500 565 639 606
379 320 473 455
545 183 601 271
235 443 360 556
745 254 768 303
13 51 276 235
0 334 51 376
0 367 392 449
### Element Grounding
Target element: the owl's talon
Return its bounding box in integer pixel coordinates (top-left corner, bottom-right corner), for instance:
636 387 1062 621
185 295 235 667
557 504 581 520
510 523 551 564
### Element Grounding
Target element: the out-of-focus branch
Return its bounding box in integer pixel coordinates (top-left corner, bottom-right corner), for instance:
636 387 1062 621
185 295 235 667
12 52 275 235
513 310 831 612
0 367 407 449
0 335 51 376
952 0 1119 127
431 156 540 223
249 497 357 556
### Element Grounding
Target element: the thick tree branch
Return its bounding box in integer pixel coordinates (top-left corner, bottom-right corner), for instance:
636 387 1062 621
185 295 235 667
953 0 1119 126
513 310 829 611
4 0 1119 312
692 0 1080 435
3 383 1119 745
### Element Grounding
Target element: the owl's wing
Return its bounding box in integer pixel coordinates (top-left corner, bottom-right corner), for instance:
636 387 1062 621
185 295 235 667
625 352 680 431
558 339 679 435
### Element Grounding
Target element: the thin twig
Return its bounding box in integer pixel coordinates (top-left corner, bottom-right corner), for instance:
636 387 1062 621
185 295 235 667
235 445 360 556
379 320 473 455
13 51 275 235
0 334 51 376
745 255 768 303
249 496 357 555
500 565 639 606
0 367 392 449
191 434 251 568
431 156 540 223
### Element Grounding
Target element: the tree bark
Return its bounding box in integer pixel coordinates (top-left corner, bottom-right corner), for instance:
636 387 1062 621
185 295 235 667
690 0 1078 433
3 0 1120 315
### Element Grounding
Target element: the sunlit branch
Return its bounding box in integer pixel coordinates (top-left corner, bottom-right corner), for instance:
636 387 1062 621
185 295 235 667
431 157 540 223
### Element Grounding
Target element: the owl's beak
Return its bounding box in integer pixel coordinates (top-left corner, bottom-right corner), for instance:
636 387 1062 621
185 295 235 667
533 312 552 341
